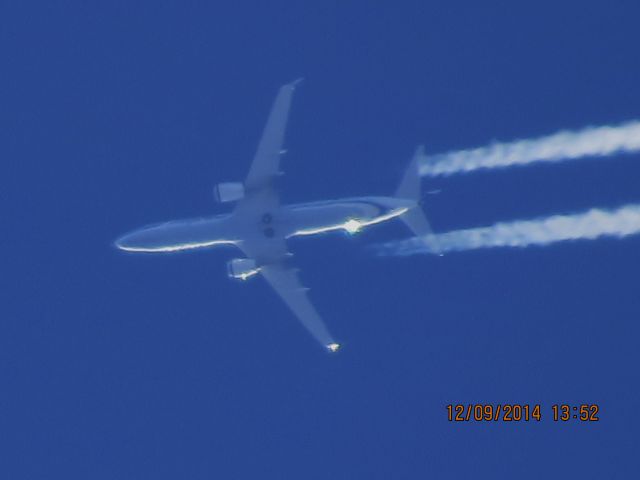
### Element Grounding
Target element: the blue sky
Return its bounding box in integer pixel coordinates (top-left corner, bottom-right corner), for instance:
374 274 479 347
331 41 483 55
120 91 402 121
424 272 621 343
2 1 640 478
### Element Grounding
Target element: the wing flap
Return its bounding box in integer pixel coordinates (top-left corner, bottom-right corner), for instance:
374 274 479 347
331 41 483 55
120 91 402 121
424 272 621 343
244 79 302 191
234 80 302 215
260 264 337 349
238 235 338 350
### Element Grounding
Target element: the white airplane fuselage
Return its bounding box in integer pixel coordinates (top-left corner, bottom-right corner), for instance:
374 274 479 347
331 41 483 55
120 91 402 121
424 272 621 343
116 196 415 253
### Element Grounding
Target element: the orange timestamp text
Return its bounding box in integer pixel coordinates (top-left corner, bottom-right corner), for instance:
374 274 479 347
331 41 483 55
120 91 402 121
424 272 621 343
446 404 600 422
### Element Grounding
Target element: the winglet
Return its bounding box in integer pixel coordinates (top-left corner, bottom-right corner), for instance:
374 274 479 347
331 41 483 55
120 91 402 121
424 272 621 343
288 78 304 89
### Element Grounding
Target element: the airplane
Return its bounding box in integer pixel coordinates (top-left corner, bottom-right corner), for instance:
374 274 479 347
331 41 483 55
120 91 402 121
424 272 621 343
115 80 437 352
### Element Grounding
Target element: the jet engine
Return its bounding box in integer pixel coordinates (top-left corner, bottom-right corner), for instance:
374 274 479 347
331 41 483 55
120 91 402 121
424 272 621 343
227 258 261 281
214 182 245 203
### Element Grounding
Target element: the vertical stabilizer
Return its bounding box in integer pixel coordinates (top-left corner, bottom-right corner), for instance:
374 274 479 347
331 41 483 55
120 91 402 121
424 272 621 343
396 146 442 255
396 145 425 201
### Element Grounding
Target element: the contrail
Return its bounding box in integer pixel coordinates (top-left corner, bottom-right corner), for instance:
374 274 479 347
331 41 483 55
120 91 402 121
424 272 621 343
377 204 640 256
420 121 640 177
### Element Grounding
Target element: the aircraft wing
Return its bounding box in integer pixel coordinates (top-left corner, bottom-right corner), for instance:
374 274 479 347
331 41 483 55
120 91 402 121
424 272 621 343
235 79 302 213
238 236 339 351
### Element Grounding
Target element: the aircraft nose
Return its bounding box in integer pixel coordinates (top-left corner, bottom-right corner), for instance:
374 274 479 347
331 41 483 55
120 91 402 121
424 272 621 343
114 221 190 252
114 231 137 251
115 229 152 251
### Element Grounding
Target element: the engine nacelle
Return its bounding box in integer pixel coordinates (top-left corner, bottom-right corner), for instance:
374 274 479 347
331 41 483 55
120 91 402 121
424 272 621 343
227 258 261 281
214 182 245 203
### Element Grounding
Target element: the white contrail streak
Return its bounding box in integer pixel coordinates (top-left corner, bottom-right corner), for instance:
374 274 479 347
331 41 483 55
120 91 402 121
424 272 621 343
420 121 640 177
378 204 640 256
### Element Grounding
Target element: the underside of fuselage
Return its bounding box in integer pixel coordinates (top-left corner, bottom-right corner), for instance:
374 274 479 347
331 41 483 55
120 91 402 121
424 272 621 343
284 196 413 237
115 196 415 253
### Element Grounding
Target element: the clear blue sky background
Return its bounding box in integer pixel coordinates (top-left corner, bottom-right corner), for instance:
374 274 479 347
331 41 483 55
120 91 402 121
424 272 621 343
2 1 640 478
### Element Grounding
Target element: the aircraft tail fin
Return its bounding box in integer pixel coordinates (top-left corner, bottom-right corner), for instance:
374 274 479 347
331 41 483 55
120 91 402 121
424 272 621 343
395 145 425 201
395 145 442 255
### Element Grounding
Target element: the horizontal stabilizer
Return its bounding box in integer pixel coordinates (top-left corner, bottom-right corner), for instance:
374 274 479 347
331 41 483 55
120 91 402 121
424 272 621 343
399 207 441 255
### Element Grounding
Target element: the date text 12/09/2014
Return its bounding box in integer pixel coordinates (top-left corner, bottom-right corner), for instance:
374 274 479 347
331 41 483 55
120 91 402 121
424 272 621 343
446 404 600 422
